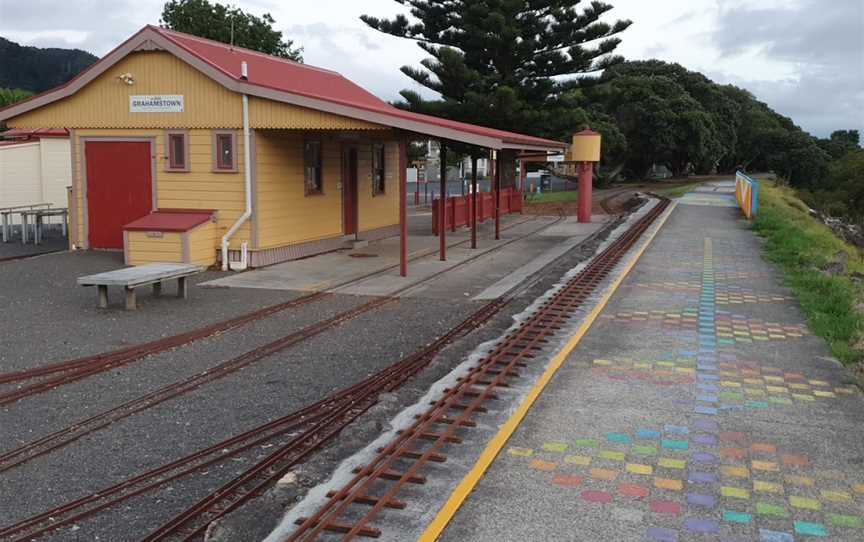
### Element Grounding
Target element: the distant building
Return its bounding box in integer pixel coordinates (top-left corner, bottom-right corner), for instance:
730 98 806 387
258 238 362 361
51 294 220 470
0 128 71 219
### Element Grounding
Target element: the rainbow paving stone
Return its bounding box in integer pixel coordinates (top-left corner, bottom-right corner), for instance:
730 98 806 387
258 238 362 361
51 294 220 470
476 234 864 542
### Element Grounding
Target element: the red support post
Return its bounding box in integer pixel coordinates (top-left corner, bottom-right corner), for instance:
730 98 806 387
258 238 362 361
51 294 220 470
494 150 501 240
578 161 593 224
471 155 478 249
399 135 408 277
439 141 447 261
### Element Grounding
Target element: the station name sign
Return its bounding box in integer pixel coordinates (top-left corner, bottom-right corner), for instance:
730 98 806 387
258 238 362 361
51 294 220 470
130 95 184 113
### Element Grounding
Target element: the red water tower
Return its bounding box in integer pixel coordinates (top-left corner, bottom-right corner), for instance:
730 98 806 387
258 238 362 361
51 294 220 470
566 129 602 223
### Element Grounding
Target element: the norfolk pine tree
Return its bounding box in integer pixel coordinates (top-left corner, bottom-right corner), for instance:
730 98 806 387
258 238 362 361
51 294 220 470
361 1 632 142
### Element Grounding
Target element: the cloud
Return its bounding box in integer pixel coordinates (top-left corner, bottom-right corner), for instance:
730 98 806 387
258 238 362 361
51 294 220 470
0 0 158 55
711 0 864 137
0 0 860 137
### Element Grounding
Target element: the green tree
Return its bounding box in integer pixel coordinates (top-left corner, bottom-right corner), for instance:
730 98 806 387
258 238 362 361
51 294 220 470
361 1 631 141
801 148 864 223
587 74 722 177
0 87 33 108
160 0 302 61
818 130 861 160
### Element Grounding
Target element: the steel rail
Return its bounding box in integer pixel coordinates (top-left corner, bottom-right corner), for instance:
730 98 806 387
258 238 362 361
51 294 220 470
0 215 543 395
0 216 565 476
137 205 640 541
139 213 628 541
287 197 670 540
0 287 512 542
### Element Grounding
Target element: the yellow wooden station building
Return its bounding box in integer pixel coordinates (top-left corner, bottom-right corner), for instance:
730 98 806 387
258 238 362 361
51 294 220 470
0 25 565 271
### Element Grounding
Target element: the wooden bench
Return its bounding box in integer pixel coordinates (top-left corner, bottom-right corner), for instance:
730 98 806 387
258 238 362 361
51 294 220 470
77 263 204 310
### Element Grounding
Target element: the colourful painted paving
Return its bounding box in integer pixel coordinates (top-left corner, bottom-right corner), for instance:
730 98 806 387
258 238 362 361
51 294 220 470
441 198 864 542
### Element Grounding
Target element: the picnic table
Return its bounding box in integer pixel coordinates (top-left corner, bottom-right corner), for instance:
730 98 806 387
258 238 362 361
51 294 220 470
1 203 51 243
77 263 204 310
20 207 68 244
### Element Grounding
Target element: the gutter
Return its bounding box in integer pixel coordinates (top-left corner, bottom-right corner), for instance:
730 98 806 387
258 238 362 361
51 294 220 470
221 62 252 271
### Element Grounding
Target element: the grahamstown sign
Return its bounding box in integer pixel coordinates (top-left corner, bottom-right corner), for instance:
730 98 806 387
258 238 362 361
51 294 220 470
129 95 184 113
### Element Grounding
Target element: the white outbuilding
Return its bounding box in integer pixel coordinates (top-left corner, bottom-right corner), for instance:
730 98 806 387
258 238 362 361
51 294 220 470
0 128 72 220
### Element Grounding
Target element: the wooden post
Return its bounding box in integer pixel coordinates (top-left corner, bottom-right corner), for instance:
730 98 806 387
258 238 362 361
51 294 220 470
399 135 408 277
471 155 478 249
494 150 501 240
439 141 447 261
177 277 188 299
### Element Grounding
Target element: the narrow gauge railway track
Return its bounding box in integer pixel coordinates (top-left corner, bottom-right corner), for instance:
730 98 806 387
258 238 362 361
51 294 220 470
0 216 566 475
286 197 671 541
0 211 588 541
0 215 543 406
0 296 509 542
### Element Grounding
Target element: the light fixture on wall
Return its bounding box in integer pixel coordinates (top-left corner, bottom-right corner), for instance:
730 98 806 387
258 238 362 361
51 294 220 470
117 73 135 85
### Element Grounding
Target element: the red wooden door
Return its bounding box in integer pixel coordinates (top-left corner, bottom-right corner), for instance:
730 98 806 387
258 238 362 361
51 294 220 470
343 147 358 235
86 141 153 249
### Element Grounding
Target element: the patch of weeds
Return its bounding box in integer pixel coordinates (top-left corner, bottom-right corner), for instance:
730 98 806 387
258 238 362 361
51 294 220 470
752 182 864 365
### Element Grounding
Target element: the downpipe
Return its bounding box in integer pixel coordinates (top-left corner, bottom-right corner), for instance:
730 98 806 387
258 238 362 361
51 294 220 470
221 91 252 271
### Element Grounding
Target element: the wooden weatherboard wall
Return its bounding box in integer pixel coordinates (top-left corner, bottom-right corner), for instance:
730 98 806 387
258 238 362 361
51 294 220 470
254 133 400 252
72 129 247 250
8 52 242 129
6 48 399 262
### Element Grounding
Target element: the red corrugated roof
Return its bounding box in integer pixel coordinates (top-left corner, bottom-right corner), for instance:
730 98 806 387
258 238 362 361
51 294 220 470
153 27 563 149
3 128 69 138
0 26 564 151
124 209 215 232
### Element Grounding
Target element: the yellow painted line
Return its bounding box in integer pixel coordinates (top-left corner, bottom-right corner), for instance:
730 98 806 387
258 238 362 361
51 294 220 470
417 202 677 542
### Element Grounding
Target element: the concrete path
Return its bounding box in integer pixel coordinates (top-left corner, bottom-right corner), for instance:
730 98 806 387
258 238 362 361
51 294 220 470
202 213 608 299
439 190 864 541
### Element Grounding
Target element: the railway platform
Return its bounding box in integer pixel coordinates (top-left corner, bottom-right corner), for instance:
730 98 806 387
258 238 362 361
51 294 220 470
202 209 610 299
428 189 864 541
267 187 864 542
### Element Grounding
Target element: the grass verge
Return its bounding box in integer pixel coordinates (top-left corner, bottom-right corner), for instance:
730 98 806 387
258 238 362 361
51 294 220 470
653 183 700 199
525 190 578 204
752 182 863 365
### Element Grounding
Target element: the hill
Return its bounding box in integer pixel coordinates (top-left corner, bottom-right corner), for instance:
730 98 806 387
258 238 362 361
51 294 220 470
0 37 97 93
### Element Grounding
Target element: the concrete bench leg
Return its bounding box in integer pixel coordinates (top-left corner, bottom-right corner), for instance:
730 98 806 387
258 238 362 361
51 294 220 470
177 277 188 299
125 286 137 310
153 281 163 297
98 285 109 309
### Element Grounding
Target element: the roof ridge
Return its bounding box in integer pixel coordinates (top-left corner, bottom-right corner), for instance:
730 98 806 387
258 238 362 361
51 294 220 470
150 25 341 76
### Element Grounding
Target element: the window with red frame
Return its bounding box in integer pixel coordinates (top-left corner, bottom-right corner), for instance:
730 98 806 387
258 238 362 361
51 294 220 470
167 132 187 171
215 132 235 170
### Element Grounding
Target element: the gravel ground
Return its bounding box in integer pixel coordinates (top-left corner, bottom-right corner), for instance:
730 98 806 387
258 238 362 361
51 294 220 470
0 212 623 541
205 216 626 542
0 234 68 259
0 250 301 370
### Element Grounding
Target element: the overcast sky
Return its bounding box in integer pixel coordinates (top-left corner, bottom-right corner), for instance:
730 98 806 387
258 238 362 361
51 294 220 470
1 0 861 138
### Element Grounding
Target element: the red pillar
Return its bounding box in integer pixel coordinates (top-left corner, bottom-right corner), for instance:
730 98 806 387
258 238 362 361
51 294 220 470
578 161 593 223
494 150 501 240
471 155 478 249
399 135 408 277
439 141 447 261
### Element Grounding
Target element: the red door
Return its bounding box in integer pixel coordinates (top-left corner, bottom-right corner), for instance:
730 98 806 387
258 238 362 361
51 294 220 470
85 141 153 249
343 147 358 235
